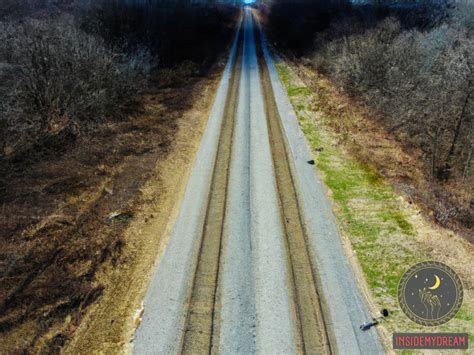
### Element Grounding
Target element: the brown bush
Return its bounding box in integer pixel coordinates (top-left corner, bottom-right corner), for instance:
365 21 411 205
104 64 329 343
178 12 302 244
0 16 151 158
266 1 473 233
78 0 238 67
0 1 237 159
313 13 473 182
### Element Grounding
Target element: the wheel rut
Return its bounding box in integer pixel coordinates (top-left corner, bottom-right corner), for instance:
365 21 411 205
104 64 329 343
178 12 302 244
253 13 332 355
134 9 382 355
180 22 244 355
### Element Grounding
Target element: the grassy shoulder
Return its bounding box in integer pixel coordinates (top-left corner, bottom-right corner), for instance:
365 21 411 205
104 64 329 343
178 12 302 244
274 60 473 346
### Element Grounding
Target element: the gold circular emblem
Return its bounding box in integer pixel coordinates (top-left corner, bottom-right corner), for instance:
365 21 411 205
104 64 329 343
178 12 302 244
398 261 463 326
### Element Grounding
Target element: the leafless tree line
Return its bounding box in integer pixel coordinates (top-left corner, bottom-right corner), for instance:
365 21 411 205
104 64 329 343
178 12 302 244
0 8 152 158
312 3 473 182
0 0 235 160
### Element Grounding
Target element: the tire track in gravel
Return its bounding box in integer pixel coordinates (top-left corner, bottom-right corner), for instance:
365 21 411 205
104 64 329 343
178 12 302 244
254 13 332 355
180 22 244 354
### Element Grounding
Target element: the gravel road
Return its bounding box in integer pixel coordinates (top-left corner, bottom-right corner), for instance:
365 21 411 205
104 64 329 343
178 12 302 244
133 7 383 354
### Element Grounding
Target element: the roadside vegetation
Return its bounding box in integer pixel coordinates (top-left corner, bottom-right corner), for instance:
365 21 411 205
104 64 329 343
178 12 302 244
263 0 473 238
262 0 473 344
0 1 237 352
0 0 236 159
274 58 473 347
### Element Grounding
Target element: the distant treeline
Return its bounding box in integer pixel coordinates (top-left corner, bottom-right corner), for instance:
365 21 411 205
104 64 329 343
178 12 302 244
267 0 473 183
0 0 237 160
265 0 473 231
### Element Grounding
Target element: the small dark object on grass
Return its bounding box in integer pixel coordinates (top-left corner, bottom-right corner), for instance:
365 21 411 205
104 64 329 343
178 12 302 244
315 147 324 152
307 160 315 165
360 309 390 331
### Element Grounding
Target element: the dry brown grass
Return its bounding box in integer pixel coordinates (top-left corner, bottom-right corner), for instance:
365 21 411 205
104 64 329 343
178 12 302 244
0 2 238 350
65 64 224 354
0 57 227 353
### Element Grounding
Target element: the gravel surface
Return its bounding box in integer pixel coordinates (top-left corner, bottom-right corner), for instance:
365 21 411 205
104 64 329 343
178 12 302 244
133 8 383 354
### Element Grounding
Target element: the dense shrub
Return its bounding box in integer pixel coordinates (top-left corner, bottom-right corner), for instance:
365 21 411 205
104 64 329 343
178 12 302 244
0 1 236 158
313 10 473 181
0 17 150 156
265 1 349 55
79 0 238 67
267 1 473 182
265 0 473 231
